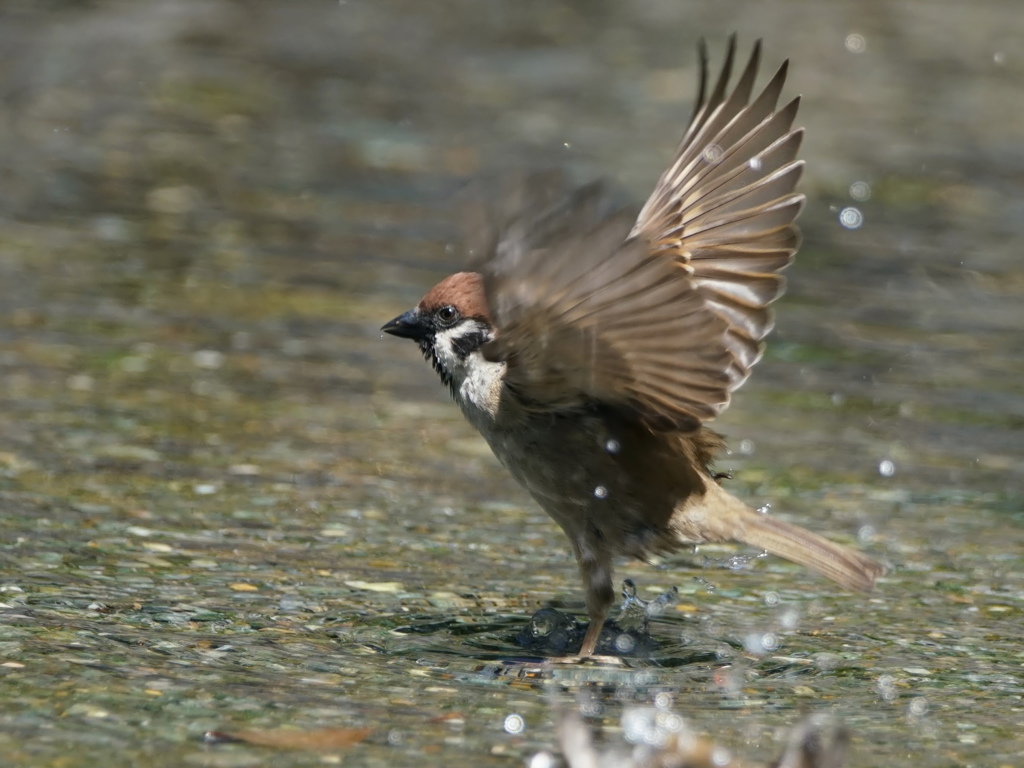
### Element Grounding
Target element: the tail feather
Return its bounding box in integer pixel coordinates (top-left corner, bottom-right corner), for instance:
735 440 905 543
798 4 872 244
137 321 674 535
732 509 884 592
679 481 885 592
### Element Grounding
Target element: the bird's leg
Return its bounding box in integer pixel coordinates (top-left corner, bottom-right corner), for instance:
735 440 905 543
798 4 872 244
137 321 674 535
577 554 614 657
578 618 604 658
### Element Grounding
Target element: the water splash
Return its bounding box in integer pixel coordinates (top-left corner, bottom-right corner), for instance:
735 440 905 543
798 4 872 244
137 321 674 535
514 580 679 656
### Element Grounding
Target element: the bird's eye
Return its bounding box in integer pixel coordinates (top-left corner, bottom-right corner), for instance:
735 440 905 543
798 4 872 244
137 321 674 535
435 305 460 327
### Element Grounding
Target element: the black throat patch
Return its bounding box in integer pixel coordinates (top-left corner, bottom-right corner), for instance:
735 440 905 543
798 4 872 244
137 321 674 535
450 328 489 360
418 321 490 396
418 338 452 392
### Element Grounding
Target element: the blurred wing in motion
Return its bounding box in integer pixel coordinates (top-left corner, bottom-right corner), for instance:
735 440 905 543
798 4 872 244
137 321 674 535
469 38 804 430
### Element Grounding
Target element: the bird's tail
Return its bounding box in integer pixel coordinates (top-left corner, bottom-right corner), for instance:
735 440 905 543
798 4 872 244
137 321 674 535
677 481 885 592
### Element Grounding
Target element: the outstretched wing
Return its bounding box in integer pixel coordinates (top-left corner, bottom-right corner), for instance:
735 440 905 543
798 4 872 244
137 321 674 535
632 35 805 396
471 38 803 431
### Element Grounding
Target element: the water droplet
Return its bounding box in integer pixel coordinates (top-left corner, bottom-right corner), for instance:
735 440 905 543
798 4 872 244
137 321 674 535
614 634 636 653
503 713 525 735
739 439 755 455
605 438 621 454
643 724 666 747
849 180 871 201
654 692 673 709
876 674 898 701
658 712 685 733
831 392 846 406
702 144 724 163
845 33 866 53
579 698 604 716
756 502 771 515
780 608 800 630
764 591 779 607
858 524 877 544
711 746 732 766
622 708 650 743
593 485 608 499
839 206 864 229
993 51 1006 65
529 752 557 768
909 697 929 716
748 156 762 171
742 632 779 655
698 576 716 594
879 459 895 477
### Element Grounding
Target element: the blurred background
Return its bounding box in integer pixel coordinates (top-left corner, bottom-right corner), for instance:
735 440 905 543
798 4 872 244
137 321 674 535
0 1 1022 766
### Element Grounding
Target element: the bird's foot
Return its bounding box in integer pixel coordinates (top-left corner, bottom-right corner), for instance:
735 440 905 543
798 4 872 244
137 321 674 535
514 581 679 658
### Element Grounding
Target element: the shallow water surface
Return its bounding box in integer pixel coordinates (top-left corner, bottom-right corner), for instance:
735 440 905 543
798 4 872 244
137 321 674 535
1 1 1022 766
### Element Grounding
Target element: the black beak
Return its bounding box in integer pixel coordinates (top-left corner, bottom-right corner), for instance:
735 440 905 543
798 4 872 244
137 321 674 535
381 309 429 341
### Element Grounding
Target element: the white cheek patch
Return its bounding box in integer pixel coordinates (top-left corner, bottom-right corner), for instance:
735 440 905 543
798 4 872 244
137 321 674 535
430 320 504 414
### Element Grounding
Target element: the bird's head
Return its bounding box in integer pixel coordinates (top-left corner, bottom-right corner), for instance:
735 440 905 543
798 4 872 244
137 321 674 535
381 271 496 391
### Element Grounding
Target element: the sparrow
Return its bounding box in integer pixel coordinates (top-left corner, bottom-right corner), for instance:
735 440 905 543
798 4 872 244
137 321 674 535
382 37 884 657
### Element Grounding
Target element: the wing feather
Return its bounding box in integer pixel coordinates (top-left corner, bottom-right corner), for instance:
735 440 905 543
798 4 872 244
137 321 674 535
632 38 805 414
470 38 803 429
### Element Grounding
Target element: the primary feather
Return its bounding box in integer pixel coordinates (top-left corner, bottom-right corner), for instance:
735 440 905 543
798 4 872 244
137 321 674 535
474 35 804 431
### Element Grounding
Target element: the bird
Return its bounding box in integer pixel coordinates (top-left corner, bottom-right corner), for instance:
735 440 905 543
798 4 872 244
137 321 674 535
382 37 885 657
